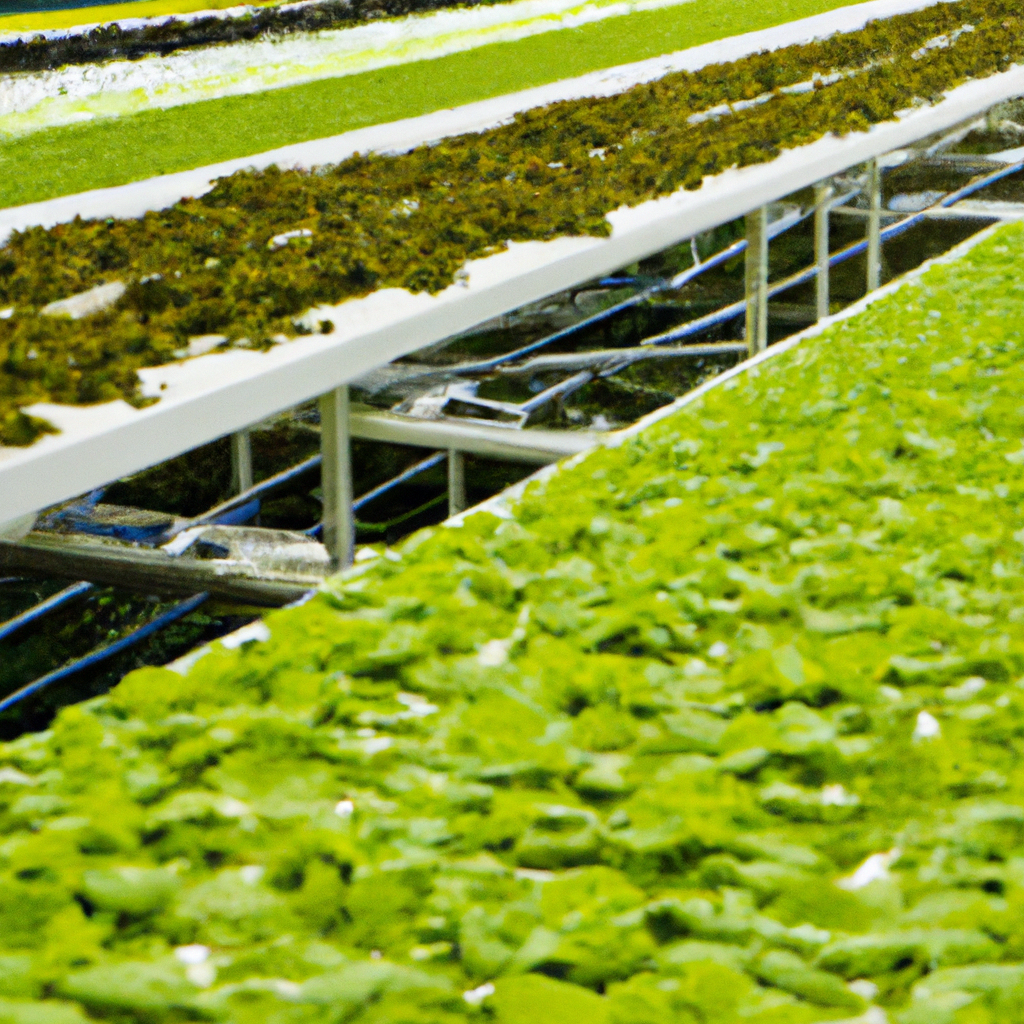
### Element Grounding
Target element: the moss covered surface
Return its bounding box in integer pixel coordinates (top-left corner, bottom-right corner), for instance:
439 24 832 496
0 0 508 76
1 0 1021 446
2 222 1024 1022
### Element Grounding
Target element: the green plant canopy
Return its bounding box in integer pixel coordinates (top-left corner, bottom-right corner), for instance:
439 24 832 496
1 221 1024 1023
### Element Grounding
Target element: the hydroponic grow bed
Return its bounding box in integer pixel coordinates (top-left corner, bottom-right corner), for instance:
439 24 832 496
1 0 1023 524
0 0 881 204
5 109 1019 731
1 216 1022 1023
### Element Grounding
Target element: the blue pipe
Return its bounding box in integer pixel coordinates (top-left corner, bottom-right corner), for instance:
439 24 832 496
641 162 1024 347
0 581 94 644
208 498 262 527
0 592 209 715
519 370 594 414
307 451 448 538
353 452 448 512
641 299 747 346
166 453 323 537
68 520 172 544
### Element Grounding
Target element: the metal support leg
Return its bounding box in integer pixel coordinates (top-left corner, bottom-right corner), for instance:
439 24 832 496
866 159 882 293
231 429 253 495
745 206 769 357
448 450 466 517
319 386 354 570
814 182 833 322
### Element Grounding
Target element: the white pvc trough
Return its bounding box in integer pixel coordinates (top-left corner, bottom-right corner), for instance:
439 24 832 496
1 2 1022 523
0 0 963 240
0 0 968 136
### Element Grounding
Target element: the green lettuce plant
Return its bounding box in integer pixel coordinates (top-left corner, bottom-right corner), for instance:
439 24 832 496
1 223 1024 1023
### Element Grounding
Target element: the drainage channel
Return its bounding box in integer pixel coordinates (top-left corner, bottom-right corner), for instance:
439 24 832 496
2 99 1023 736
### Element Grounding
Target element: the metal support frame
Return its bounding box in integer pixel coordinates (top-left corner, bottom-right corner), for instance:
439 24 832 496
448 451 467 517
866 158 883 293
745 206 769 357
814 181 834 321
318 386 354 570
642 156 1024 349
231 429 253 495
349 408 599 464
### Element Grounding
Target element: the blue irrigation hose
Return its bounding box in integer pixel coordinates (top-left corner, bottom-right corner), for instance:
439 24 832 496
68 520 172 544
0 582 94 644
306 451 448 539
352 452 447 512
451 209 818 376
641 161 1024 348
519 370 594 414
0 592 209 714
208 499 262 527
163 453 323 539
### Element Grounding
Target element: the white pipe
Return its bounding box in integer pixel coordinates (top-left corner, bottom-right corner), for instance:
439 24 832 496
349 408 598 464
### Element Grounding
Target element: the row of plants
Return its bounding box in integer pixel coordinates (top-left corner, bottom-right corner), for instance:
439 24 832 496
1 221 1023 1023
0 0 522 75
1 0 1020 446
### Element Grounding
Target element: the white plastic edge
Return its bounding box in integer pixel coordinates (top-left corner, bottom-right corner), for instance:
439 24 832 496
0 51 1021 521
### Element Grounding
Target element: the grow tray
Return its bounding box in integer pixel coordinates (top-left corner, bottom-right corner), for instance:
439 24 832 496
2 0 1024 525
3 103 1022 734
2 0 1024 720
1 212 1024 1024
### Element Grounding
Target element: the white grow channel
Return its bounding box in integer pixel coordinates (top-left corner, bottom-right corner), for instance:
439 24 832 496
1 0 1024 570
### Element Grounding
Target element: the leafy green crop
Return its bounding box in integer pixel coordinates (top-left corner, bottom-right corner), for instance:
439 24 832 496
1 0 1021 444
1 221 1024 1023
